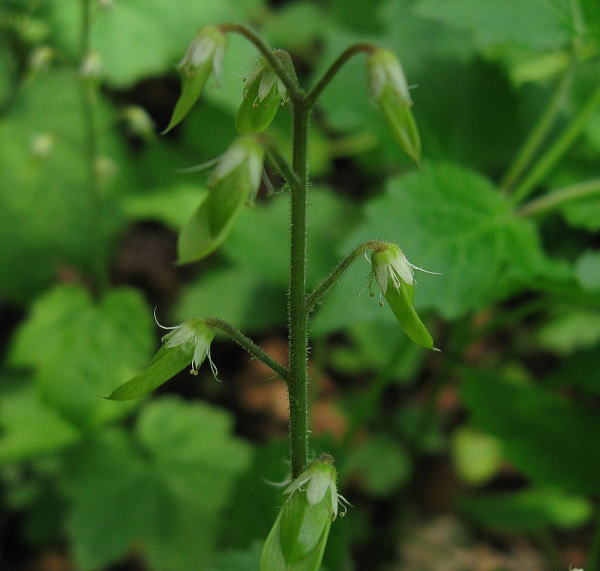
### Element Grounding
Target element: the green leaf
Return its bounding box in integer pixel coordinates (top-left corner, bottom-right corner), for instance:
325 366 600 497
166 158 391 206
47 0 262 87
462 372 600 494
460 488 593 532
536 308 600 354
343 435 411 496
415 0 576 52
64 398 251 571
120 184 209 230
9 285 153 427
0 384 80 464
224 188 360 289
175 265 286 333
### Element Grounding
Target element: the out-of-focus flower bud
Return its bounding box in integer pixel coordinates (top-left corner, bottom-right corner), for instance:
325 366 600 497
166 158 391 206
260 455 349 571
370 243 437 349
177 136 265 264
163 26 227 134
367 49 421 164
122 105 155 142
80 51 103 80
235 51 291 134
28 46 54 74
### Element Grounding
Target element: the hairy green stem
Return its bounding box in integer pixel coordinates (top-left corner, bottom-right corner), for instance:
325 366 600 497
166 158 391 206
219 23 304 102
288 102 310 477
512 84 600 204
500 61 574 191
203 318 289 382
259 137 302 191
305 240 386 315
306 43 377 108
80 0 107 292
518 178 600 216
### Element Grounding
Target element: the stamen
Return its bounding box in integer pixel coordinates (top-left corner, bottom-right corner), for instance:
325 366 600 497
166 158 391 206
153 307 179 330
207 346 220 382
175 154 224 174
408 261 441 275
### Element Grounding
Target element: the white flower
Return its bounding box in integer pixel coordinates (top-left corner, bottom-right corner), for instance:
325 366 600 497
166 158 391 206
367 49 411 105
210 136 265 193
283 455 351 519
154 311 217 376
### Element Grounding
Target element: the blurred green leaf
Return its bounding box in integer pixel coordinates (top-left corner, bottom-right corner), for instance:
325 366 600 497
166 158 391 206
47 0 262 87
537 308 600 354
415 0 576 52
0 384 80 464
460 488 592 532
224 188 360 289
175 265 286 333
264 2 327 50
0 34 16 106
451 427 503 485
343 434 411 495
64 397 251 571
575 250 600 290
462 372 600 494
120 184 208 230
9 285 153 427
213 541 262 571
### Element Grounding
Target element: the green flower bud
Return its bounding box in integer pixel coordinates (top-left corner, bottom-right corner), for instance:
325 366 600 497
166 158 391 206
370 243 437 350
261 455 349 571
107 317 217 401
177 136 265 264
235 52 290 134
367 49 421 164
163 26 227 134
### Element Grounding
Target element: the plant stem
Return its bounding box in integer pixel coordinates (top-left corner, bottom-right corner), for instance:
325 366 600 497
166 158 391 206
80 0 107 292
305 240 386 315
219 23 304 102
512 84 600 204
288 101 310 477
500 61 574 191
306 43 376 108
518 178 600 216
258 136 302 191
203 318 289 381
588 508 600 571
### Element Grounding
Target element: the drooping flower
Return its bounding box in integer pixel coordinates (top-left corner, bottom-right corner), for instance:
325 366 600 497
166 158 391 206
163 26 228 133
370 243 438 350
260 455 350 571
367 49 421 163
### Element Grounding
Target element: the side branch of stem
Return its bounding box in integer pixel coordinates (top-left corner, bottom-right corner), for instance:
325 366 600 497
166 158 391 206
204 318 289 381
306 43 377 108
518 178 600 217
305 240 387 315
219 23 304 102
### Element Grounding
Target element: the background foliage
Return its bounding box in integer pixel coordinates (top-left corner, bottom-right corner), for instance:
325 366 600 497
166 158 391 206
0 0 599 569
